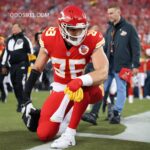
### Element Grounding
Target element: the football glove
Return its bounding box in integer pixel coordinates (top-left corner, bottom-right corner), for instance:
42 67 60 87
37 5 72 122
21 101 36 118
64 87 83 102
67 78 83 92
119 68 132 83
22 108 40 132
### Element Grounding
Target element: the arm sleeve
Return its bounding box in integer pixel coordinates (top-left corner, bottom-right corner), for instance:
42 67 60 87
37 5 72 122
1 48 9 66
39 32 51 56
129 25 141 68
23 69 41 103
95 32 105 49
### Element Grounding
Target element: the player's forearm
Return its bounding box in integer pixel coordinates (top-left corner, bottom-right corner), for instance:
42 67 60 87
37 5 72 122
78 62 108 87
86 46 109 86
32 57 47 73
78 65 108 87
89 66 108 85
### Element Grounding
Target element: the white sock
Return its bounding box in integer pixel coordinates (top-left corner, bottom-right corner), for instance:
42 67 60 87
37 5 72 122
65 127 76 136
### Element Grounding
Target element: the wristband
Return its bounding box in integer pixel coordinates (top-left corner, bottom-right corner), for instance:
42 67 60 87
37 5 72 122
78 74 93 86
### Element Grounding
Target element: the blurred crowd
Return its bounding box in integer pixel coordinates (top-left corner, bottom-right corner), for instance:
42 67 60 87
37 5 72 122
0 0 150 44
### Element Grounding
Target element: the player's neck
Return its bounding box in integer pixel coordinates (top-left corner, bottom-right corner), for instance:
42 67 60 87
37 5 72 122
64 40 73 50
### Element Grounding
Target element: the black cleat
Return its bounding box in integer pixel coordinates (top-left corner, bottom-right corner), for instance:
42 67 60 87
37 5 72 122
82 113 98 125
1 95 7 103
16 105 22 112
109 110 121 124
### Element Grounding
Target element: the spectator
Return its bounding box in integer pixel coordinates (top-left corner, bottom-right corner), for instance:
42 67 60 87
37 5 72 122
144 44 150 98
1 23 33 112
82 2 140 124
0 35 8 103
33 31 42 57
0 0 149 44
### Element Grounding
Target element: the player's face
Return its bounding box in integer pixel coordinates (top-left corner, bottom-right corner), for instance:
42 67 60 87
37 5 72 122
107 8 120 24
60 23 88 46
67 27 85 41
12 24 22 35
67 28 83 37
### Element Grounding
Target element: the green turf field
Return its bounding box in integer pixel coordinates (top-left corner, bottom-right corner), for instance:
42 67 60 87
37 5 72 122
0 91 150 150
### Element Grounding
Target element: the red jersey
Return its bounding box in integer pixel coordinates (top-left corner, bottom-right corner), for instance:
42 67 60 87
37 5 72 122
142 44 150 57
0 36 5 56
138 58 146 73
146 59 150 71
40 27 105 84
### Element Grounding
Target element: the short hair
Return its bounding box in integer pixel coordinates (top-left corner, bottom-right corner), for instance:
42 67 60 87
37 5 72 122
12 23 24 32
35 32 42 42
107 2 120 10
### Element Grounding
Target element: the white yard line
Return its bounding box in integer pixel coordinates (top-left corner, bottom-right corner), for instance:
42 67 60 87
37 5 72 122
78 111 150 143
29 111 150 150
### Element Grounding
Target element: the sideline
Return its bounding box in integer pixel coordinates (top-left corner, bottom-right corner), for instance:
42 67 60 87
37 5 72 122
29 111 150 150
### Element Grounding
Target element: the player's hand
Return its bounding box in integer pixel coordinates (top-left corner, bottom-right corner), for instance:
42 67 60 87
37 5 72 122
64 87 83 102
1 66 9 75
67 78 83 92
132 68 139 76
65 78 83 102
21 101 36 118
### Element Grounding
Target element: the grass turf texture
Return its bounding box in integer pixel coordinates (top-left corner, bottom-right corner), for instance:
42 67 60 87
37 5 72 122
71 137 150 150
0 91 150 150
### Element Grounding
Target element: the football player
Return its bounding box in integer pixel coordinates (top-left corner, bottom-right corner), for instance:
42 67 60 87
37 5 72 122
22 5 108 149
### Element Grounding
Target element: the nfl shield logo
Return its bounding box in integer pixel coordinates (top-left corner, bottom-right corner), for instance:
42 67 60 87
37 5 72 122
79 45 89 55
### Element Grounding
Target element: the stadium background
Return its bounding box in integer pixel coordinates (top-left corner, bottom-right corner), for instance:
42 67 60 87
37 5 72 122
1 0 150 93
0 0 150 150
0 0 149 45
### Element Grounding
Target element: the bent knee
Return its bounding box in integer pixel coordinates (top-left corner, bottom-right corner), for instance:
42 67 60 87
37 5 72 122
37 123 59 142
37 128 56 142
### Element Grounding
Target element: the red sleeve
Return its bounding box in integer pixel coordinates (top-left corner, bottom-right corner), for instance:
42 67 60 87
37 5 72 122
86 30 105 51
39 28 52 57
95 32 105 49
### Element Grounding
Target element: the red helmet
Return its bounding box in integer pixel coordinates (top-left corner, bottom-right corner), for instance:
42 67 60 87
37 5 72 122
58 5 89 46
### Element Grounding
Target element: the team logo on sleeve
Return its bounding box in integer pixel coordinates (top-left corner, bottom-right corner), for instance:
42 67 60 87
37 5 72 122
78 45 89 55
17 39 23 45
